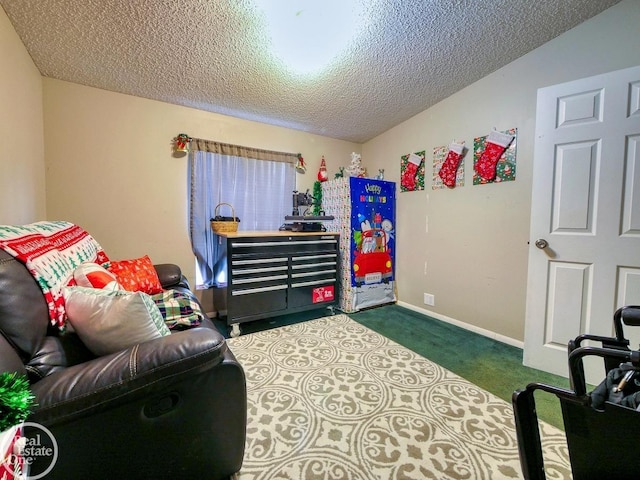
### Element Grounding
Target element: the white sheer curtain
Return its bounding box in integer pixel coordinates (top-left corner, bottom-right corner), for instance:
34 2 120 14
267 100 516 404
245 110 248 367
189 150 295 288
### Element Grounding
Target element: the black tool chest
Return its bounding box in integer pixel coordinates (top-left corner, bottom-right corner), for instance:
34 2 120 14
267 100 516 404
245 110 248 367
219 232 339 336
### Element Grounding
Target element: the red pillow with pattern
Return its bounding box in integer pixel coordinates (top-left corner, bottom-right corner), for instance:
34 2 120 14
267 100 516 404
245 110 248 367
107 255 163 295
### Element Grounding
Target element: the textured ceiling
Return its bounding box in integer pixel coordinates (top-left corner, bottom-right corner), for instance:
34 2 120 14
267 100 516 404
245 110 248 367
1 0 621 143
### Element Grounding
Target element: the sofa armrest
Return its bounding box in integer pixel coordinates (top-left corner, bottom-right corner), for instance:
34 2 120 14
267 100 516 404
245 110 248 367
30 326 228 425
0 333 27 375
154 263 185 289
27 327 246 479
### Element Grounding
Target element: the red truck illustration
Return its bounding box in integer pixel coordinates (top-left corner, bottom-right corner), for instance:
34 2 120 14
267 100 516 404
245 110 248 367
353 228 392 286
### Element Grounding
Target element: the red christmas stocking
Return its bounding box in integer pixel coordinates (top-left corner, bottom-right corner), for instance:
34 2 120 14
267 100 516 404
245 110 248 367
438 141 465 187
401 153 422 190
475 130 514 181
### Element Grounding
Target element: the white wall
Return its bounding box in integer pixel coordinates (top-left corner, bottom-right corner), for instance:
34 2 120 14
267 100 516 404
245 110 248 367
0 6 45 224
362 0 640 342
42 79 360 288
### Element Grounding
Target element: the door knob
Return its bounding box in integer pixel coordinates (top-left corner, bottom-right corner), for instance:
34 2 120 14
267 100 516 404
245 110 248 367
535 239 549 249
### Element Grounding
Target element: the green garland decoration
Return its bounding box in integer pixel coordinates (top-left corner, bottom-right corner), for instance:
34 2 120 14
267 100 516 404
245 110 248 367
0 372 35 432
312 180 322 216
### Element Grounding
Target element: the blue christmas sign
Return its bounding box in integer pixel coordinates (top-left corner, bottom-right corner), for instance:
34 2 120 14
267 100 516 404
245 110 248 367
349 177 395 287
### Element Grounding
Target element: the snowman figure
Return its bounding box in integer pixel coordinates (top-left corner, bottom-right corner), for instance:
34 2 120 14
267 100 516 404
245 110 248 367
381 218 395 247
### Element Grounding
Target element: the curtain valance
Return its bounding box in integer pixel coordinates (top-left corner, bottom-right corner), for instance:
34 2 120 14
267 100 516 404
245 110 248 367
191 138 297 164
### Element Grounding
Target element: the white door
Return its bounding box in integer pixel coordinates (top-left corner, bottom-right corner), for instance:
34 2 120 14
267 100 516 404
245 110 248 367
524 65 640 385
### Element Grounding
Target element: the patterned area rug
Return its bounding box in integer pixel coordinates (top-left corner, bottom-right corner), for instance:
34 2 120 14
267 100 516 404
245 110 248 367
227 314 570 479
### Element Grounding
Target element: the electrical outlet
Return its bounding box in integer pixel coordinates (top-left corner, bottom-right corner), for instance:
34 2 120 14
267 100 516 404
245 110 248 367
423 293 435 306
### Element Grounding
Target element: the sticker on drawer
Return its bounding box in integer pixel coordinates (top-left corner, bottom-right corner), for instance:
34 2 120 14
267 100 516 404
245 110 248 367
312 285 335 303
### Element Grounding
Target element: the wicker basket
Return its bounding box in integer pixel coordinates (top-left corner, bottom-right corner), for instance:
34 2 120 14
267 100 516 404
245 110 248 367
210 203 240 234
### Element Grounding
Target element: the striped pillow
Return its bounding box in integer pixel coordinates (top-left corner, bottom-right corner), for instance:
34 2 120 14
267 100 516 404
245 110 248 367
73 263 122 291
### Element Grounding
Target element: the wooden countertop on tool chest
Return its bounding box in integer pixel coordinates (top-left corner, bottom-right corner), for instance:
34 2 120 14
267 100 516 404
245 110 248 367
216 231 338 238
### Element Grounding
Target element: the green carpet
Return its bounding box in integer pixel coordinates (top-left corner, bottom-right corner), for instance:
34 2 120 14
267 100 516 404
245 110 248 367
349 304 570 430
216 303 571 430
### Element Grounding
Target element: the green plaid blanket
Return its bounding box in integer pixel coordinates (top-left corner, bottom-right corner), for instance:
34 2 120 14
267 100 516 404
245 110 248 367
152 289 204 329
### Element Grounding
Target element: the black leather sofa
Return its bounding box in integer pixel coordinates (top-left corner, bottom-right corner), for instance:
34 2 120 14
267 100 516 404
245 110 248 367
0 249 246 479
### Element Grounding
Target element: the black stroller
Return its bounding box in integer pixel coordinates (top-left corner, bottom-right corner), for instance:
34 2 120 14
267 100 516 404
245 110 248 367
512 305 640 480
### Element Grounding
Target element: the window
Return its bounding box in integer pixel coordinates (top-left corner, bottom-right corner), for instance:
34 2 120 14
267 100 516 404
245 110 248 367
188 140 296 288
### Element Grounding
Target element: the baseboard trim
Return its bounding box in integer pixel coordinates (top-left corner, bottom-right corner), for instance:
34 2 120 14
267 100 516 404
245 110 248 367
396 301 524 349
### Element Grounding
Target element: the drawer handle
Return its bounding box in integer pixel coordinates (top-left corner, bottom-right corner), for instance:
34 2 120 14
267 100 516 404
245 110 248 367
232 266 288 275
233 274 289 285
292 254 337 261
292 269 337 279
292 279 337 288
292 262 336 269
232 257 288 265
232 284 288 295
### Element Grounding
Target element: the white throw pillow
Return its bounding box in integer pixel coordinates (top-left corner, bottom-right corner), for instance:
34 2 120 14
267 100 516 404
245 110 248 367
63 286 171 356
